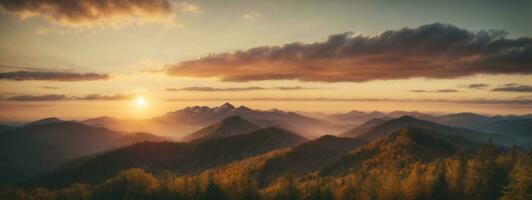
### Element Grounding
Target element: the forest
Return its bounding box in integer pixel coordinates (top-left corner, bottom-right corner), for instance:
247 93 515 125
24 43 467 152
1 139 530 200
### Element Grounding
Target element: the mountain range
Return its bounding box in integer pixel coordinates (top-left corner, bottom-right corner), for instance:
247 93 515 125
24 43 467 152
30 126 306 187
0 119 167 185
82 103 344 139
0 103 530 189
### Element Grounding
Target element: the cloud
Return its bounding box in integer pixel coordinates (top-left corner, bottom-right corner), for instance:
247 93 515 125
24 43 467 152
275 86 320 90
4 93 138 101
166 86 265 92
40 86 59 90
7 94 67 101
410 89 459 93
166 23 532 82
0 71 109 81
492 85 532 92
464 83 489 89
165 86 321 92
0 0 176 29
242 13 261 22
75 93 136 100
180 2 201 14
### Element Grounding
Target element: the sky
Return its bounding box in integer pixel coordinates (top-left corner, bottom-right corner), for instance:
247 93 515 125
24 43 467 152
0 0 531 121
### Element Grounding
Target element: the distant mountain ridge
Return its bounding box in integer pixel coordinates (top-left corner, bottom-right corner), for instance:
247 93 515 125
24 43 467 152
182 115 261 142
30 126 307 187
157 103 337 138
322 127 477 176
0 119 167 185
342 115 516 147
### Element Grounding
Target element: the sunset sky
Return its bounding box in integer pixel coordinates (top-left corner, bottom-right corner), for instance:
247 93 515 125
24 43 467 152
0 0 531 121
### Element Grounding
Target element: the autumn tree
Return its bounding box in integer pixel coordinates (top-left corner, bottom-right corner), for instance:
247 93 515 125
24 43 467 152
91 168 160 200
499 152 532 200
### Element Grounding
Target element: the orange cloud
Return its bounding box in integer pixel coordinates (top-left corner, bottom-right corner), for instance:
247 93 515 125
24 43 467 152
0 0 176 28
166 23 532 82
0 71 109 81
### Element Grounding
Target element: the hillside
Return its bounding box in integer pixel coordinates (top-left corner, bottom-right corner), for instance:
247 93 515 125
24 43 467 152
353 116 516 146
322 127 477 176
0 120 167 185
30 126 307 187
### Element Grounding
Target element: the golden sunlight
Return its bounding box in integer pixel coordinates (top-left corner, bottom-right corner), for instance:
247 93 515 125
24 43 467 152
135 96 146 108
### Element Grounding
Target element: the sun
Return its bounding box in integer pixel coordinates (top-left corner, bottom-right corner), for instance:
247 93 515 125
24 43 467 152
135 96 146 108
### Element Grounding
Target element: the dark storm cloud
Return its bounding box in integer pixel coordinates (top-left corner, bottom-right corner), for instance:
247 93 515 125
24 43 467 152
166 23 532 82
410 89 459 93
492 85 532 92
7 94 67 101
0 71 109 81
0 0 174 28
165 86 321 92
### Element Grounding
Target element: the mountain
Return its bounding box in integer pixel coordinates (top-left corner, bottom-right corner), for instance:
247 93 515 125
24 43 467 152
258 135 366 185
351 116 516 146
25 117 63 127
156 103 339 138
81 103 339 139
326 110 387 124
339 117 391 138
31 126 307 187
0 124 11 131
181 115 261 142
322 127 477 175
0 121 167 185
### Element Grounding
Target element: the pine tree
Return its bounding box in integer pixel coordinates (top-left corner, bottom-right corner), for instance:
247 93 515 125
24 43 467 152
430 161 448 200
201 178 225 200
464 142 501 200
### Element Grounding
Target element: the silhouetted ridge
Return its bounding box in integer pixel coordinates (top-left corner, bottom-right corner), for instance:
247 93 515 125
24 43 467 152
0 121 166 185
31 126 306 187
182 115 260 141
26 117 63 126
354 115 514 146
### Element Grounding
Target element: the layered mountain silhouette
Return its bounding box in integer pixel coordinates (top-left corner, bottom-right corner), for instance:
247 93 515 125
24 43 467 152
339 117 391 138
0 119 167 185
83 103 339 138
31 126 307 187
342 115 516 146
182 115 261 142
157 103 338 138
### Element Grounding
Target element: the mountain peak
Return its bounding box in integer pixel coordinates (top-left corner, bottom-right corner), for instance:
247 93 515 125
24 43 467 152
396 115 417 120
220 102 235 109
27 117 63 126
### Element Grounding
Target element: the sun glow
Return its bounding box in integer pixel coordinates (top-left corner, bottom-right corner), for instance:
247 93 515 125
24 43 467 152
135 96 146 108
